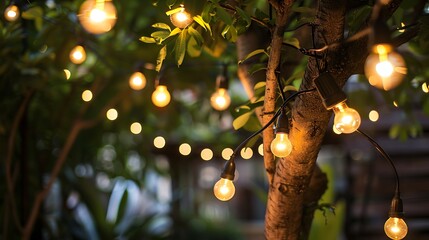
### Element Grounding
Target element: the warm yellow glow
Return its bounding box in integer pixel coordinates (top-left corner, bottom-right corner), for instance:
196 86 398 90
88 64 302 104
398 22 405 33
332 102 361 134
179 143 191 156
201 148 213 161
365 46 407 91
106 108 118 120
4 5 19 22
213 178 235 201
64 69 71 80
270 133 292 157
422 82 429 93
82 90 93 102
221 148 233 160
240 148 253 160
152 85 171 107
333 125 342 135
210 88 231 111
130 122 142 134
170 6 193 28
384 217 408 239
393 101 398 107
154 136 166 149
258 143 264 156
78 0 117 34
129 72 146 90
369 110 379 122
69 45 87 64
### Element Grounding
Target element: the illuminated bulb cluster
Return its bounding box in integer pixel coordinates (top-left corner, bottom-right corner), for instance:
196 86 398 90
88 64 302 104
4 4 20 22
78 0 117 34
69 45 87 64
170 5 193 29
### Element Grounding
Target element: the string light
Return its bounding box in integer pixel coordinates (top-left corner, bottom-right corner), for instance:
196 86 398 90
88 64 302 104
270 109 292 157
240 148 253 159
4 4 19 22
201 148 213 161
369 110 379 122
130 122 142 134
63 69 71 80
213 160 236 201
129 71 147 90
170 4 193 29
78 0 117 34
179 143 191 156
153 136 166 149
152 85 171 107
69 45 87 64
385 217 408 239
106 108 118 120
210 65 231 111
82 90 93 102
314 72 361 134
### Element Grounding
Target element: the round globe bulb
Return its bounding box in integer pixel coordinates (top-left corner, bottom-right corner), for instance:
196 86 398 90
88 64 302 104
69 45 87 64
170 7 193 28
332 102 361 134
151 85 171 107
384 217 408 240
364 48 407 91
213 178 235 201
4 5 20 22
210 88 231 111
78 0 117 34
270 132 292 157
129 72 146 90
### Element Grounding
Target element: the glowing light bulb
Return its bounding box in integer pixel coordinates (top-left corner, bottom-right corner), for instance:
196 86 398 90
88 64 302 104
69 45 86 64
332 102 361 134
270 133 292 157
129 72 146 90
170 5 193 28
213 178 235 201
364 44 407 91
4 5 19 22
151 85 171 107
210 88 231 111
384 217 408 239
78 0 117 34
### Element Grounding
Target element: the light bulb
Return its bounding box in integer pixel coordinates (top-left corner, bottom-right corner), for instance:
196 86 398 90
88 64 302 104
78 0 117 34
170 6 193 28
69 45 87 64
384 217 408 239
332 102 361 134
4 5 19 22
270 133 292 157
364 44 407 91
213 178 235 201
129 72 146 90
210 88 231 111
151 85 171 107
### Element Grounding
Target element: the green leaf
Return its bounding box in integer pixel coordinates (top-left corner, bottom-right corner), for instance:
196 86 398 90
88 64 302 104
152 23 171 31
233 111 253 130
283 85 298 93
193 15 212 35
254 82 266 90
151 30 170 39
423 97 429 116
187 36 202 57
187 26 203 45
175 29 187 66
238 49 268 64
235 6 251 28
248 63 267 76
389 124 401 139
139 36 156 43
215 5 233 25
22 6 43 19
283 37 300 49
166 0 177 9
156 46 167 72
166 7 183 16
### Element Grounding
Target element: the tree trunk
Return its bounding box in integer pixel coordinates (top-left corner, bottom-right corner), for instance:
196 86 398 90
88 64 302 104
264 0 346 239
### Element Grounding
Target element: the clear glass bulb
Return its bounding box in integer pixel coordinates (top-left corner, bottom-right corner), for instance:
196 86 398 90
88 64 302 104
170 7 193 28
129 72 146 90
69 45 86 64
384 217 408 240
213 178 235 201
4 5 20 22
364 44 407 91
210 88 231 111
332 102 361 134
151 85 171 107
270 133 292 157
78 0 117 34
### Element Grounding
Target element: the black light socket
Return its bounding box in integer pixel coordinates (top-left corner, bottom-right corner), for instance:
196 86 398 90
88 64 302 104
389 196 405 218
274 109 289 134
220 159 235 181
314 72 347 109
